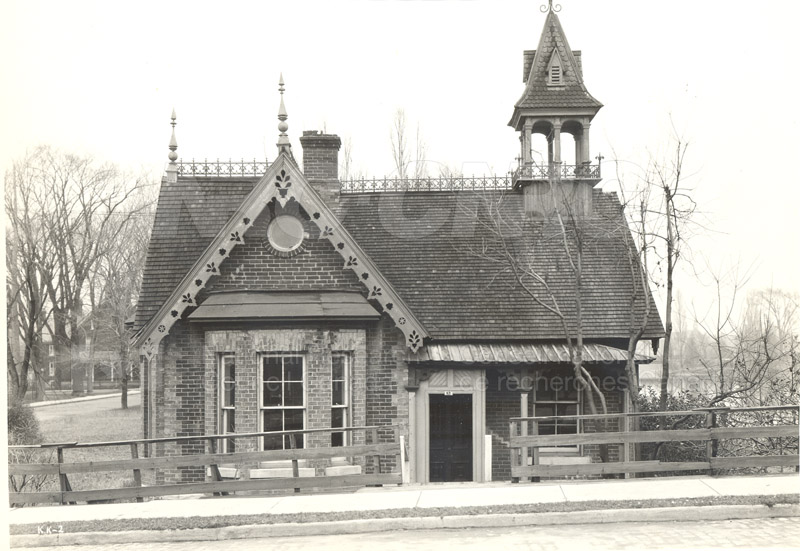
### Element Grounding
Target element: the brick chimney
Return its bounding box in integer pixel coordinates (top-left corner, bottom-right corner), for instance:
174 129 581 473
299 131 341 206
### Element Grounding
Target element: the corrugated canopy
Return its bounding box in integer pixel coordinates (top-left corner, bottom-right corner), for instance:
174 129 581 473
188 291 380 322
410 343 653 364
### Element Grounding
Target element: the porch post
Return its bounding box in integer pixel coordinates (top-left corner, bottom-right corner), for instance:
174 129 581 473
520 392 529 480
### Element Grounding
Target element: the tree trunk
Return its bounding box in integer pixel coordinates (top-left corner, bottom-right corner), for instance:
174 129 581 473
659 196 675 412
121 373 129 409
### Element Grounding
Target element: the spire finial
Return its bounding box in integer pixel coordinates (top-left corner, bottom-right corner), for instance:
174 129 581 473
277 73 292 155
540 0 561 13
168 109 178 163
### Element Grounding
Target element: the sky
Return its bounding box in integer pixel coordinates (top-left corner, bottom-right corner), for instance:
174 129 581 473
2 0 799 320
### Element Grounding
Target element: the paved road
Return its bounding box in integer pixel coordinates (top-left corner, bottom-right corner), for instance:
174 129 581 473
33 392 140 425
17 517 800 551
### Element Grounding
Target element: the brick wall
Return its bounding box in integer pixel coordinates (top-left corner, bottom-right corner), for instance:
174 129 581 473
206 205 361 294
299 131 341 207
365 314 408 474
485 368 524 481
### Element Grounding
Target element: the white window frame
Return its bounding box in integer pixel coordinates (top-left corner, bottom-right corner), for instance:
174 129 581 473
48 361 55 377
533 379 581 454
48 344 55 357
331 352 351 447
259 354 306 450
219 354 236 453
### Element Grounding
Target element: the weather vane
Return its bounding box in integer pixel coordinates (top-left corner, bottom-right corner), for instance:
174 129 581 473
541 0 562 13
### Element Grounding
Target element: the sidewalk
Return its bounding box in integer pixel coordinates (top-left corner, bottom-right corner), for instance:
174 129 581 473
26 390 140 408
9 474 799 546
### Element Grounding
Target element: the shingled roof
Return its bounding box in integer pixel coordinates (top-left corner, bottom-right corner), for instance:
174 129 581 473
510 10 602 126
135 175 663 343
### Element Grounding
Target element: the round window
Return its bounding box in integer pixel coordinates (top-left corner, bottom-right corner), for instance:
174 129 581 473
267 215 305 252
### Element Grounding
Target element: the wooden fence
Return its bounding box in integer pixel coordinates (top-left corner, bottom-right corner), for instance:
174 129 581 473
509 405 799 480
9 425 405 506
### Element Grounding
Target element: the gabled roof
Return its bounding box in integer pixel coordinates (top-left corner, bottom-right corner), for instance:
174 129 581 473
135 174 663 348
338 190 663 341
510 10 602 127
134 153 428 355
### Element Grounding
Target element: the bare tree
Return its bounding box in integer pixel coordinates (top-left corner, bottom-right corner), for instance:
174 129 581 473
694 268 798 407
88 197 154 407
413 123 427 180
460 185 609 420
390 109 409 179
5 152 57 400
340 137 354 182
6 146 151 396
649 138 695 411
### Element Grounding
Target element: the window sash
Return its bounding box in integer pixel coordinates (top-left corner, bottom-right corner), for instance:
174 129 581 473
533 378 581 448
260 354 306 450
219 354 236 453
331 353 350 447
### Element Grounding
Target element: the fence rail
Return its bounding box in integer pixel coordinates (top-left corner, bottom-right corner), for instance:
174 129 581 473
9 425 405 506
511 162 601 185
509 405 799 480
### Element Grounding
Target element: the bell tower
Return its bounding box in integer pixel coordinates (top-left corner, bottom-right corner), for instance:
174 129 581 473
509 3 603 217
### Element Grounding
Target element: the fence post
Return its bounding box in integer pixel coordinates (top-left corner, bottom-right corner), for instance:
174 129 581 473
207 438 228 497
705 411 717 476
520 395 529 481
129 443 144 503
56 447 75 505
289 433 300 493
370 427 382 475
509 421 519 483
531 420 540 483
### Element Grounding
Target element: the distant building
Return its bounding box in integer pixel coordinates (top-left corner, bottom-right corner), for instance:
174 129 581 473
134 7 663 484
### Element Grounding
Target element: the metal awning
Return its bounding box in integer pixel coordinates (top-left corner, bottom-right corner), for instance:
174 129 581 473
410 343 653 364
188 291 380 322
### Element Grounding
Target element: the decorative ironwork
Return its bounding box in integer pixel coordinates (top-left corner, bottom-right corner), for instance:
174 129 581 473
340 175 513 194
177 159 271 178
541 0 562 13
512 162 601 186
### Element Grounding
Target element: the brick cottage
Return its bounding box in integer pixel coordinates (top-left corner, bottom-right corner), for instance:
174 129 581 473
134 8 663 485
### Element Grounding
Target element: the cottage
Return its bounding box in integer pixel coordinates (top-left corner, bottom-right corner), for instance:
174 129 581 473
134 7 663 485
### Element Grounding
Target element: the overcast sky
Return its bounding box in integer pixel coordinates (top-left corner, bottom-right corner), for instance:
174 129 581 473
2 0 799 317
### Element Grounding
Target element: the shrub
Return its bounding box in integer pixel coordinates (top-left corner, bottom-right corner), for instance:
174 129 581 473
8 400 45 446
8 400 52 502
637 388 708 465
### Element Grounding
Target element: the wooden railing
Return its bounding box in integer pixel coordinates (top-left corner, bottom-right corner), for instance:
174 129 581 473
9 425 405 506
509 405 799 480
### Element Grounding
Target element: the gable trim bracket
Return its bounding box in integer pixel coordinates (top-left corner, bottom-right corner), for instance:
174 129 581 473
136 153 429 360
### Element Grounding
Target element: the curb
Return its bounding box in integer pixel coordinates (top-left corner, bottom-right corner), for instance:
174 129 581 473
27 390 141 408
11 503 800 547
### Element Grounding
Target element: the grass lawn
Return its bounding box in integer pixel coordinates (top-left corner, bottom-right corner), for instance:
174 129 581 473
34 404 145 496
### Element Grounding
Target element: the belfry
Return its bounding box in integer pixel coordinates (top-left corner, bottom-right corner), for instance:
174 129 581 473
510 3 603 216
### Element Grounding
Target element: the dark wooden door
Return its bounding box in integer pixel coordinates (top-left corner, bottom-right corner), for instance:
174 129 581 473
429 393 473 482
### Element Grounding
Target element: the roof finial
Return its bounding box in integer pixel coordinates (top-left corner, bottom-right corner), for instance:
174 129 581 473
540 0 561 13
168 109 178 163
277 73 292 155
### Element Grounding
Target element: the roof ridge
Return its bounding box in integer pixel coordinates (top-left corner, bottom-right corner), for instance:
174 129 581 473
135 153 429 356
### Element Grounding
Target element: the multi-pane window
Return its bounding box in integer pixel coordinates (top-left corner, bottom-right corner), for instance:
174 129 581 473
48 361 54 377
533 378 580 439
48 345 55 357
331 353 350 447
261 355 305 450
219 355 236 453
